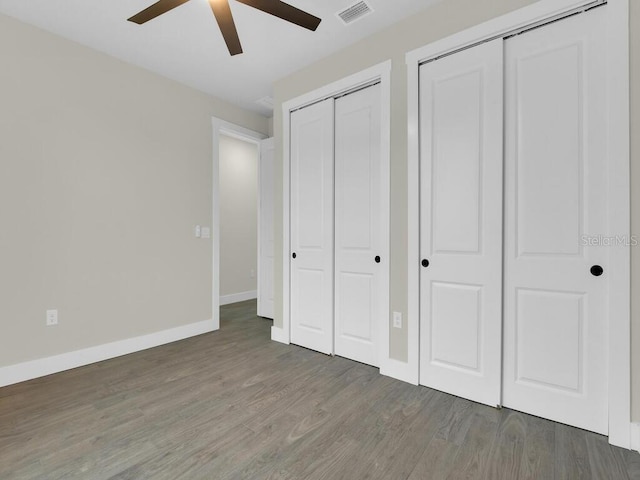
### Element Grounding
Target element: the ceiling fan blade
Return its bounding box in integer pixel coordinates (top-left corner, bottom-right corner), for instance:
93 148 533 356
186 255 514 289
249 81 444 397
128 0 190 24
236 0 321 31
209 0 243 56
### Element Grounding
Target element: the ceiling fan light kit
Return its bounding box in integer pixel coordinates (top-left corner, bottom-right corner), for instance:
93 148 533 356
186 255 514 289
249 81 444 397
128 0 322 56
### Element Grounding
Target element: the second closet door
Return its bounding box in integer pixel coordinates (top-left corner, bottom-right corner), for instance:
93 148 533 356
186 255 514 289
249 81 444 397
502 7 609 435
334 84 385 367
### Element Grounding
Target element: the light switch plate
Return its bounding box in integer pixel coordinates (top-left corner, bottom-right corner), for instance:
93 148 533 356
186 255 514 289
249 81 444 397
393 312 402 329
195 225 201 238
201 227 211 239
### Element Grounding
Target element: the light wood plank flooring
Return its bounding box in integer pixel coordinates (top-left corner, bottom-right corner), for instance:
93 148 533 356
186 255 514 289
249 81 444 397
1 300 639 479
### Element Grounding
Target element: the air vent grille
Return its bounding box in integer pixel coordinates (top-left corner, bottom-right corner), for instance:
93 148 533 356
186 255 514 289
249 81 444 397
337 1 373 25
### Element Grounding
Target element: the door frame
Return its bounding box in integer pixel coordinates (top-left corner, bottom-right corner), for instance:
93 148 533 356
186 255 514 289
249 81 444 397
211 117 267 329
406 0 630 448
277 61 392 368
258 137 275 319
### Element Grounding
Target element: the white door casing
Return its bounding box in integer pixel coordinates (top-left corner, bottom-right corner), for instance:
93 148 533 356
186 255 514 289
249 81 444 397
290 99 335 355
502 7 609 434
258 138 275 319
418 39 504 407
334 84 386 368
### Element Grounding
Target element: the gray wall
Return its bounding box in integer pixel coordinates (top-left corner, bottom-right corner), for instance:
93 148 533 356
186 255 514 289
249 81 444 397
0 14 268 368
272 0 640 418
219 134 258 298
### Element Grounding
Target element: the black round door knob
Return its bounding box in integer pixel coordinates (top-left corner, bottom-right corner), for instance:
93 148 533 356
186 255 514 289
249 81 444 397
375 256 381 263
292 252 297 259
590 265 604 277
421 259 430 268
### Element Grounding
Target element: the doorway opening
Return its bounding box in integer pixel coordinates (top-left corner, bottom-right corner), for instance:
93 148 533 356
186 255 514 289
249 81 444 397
218 133 259 307
211 118 267 329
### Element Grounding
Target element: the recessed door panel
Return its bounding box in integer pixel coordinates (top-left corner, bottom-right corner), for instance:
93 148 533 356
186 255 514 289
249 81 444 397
290 99 334 355
419 39 504 407
334 84 386 367
432 70 483 255
430 282 482 372
515 289 584 392
337 272 373 341
503 8 609 434
296 268 327 332
516 44 583 257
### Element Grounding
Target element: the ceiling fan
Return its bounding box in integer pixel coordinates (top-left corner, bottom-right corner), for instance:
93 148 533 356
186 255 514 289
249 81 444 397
128 0 322 56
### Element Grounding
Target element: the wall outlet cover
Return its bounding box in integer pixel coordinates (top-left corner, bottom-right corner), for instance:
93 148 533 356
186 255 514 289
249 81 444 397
393 311 402 329
46 309 58 326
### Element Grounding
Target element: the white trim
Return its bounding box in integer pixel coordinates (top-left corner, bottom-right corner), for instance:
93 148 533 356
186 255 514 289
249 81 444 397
257 137 275 319
270 326 290 345
0 319 214 388
406 0 630 447
281 62 392 115
280 61 392 357
631 423 640 453
212 118 267 330
220 290 258 306
604 0 631 449
377 64 392 374
406 52 421 386
281 106 291 343
406 0 603 66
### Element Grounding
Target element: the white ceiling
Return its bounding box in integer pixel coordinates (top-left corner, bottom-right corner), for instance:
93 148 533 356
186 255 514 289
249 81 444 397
0 0 441 116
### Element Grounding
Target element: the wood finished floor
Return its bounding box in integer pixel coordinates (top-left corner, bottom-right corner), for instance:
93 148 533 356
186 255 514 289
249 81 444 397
1 300 639 480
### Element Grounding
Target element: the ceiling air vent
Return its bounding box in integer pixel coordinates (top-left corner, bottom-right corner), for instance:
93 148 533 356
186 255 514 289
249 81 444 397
337 1 373 25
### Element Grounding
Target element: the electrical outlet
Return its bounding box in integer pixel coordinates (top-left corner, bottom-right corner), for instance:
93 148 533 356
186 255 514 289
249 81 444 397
201 227 211 239
194 225 201 238
250 269 256 278
392 312 402 329
46 309 58 326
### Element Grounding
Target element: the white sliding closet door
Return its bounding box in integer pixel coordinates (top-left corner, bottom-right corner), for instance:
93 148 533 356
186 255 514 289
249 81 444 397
334 84 386 368
258 138 275 319
503 8 609 434
419 39 504 407
290 100 335 355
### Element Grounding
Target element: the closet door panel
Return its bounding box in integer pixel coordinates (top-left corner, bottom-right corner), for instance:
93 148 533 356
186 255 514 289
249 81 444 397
290 99 334 355
334 84 385 367
503 8 609 434
419 39 504 407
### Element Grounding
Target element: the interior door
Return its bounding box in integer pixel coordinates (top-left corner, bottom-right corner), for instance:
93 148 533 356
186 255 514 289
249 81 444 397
258 137 275 319
290 99 335 355
419 39 504 407
502 8 609 434
334 84 386 367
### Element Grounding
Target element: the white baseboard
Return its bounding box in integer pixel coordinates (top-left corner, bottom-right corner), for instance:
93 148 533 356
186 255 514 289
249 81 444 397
631 423 640 452
219 290 257 306
271 326 290 345
0 319 215 388
380 358 420 386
